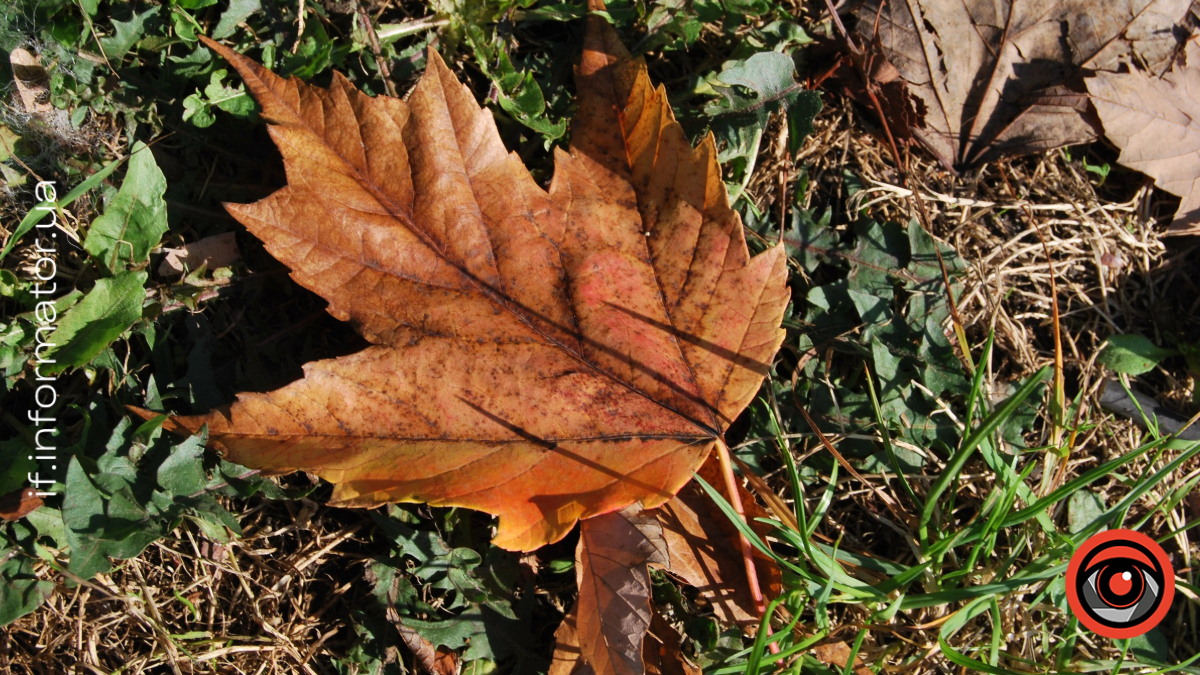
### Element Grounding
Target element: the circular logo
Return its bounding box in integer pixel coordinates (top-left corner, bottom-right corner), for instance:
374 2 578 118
1066 529 1174 639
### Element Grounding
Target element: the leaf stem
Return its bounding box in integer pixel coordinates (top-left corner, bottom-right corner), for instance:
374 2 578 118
356 0 399 98
714 435 779 654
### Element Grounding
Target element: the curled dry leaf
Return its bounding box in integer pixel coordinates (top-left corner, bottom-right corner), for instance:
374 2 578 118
854 0 1194 171
387 605 460 675
1087 41 1200 235
811 34 928 143
655 454 782 630
158 232 241 276
10 48 52 116
156 0 788 554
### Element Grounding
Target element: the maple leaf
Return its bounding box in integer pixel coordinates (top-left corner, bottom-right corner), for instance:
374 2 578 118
163 5 788 555
853 0 1194 171
1087 41 1200 235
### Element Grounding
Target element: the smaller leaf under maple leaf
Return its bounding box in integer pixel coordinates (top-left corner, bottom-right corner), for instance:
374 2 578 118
656 453 781 630
161 8 788 552
553 584 701 675
551 506 667 675
551 456 782 674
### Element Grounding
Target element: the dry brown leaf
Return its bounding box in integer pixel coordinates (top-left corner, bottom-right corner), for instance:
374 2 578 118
550 607 595 675
432 648 459 675
1087 41 1200 234
10 48 52 116
811 34 928 143
643 614 701 675
854 0 1194 170
557 600 699 675
812 641 872 675
0 488 43 522
553 506 666 675
386 605 459 675
158 232 241 276
161 0 788 554
655 454 781 630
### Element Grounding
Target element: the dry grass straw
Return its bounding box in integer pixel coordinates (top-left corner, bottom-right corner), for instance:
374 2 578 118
1 490 374 674
757 89 1197 431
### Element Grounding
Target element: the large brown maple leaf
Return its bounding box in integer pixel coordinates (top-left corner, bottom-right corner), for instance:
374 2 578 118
172 7 788 553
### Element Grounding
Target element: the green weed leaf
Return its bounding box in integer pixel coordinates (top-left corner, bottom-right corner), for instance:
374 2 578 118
1097 334 1178 375
83 142 168 272
213 0 262 38
706 51 820 139
708 52 799 120
0 550 53 626
63 457 153 579
205 69 255 116
156 434 208 498
1066 490 1105 533
497 71 566 140
407 607 512 662
174 0 218 10
43 271 146 375
0 125 27 188
705 52 820 199
0 439 36 497
98 7 156 62
182 93 217 127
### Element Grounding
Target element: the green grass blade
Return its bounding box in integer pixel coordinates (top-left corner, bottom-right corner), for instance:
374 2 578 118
863 362 921 511
921 366 1051 543
0 152 128 262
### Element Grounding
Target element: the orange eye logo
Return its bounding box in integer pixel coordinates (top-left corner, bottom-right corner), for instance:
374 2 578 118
1066 529 1175 639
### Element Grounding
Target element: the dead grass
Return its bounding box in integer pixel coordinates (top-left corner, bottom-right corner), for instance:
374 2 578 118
1 485 377 674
